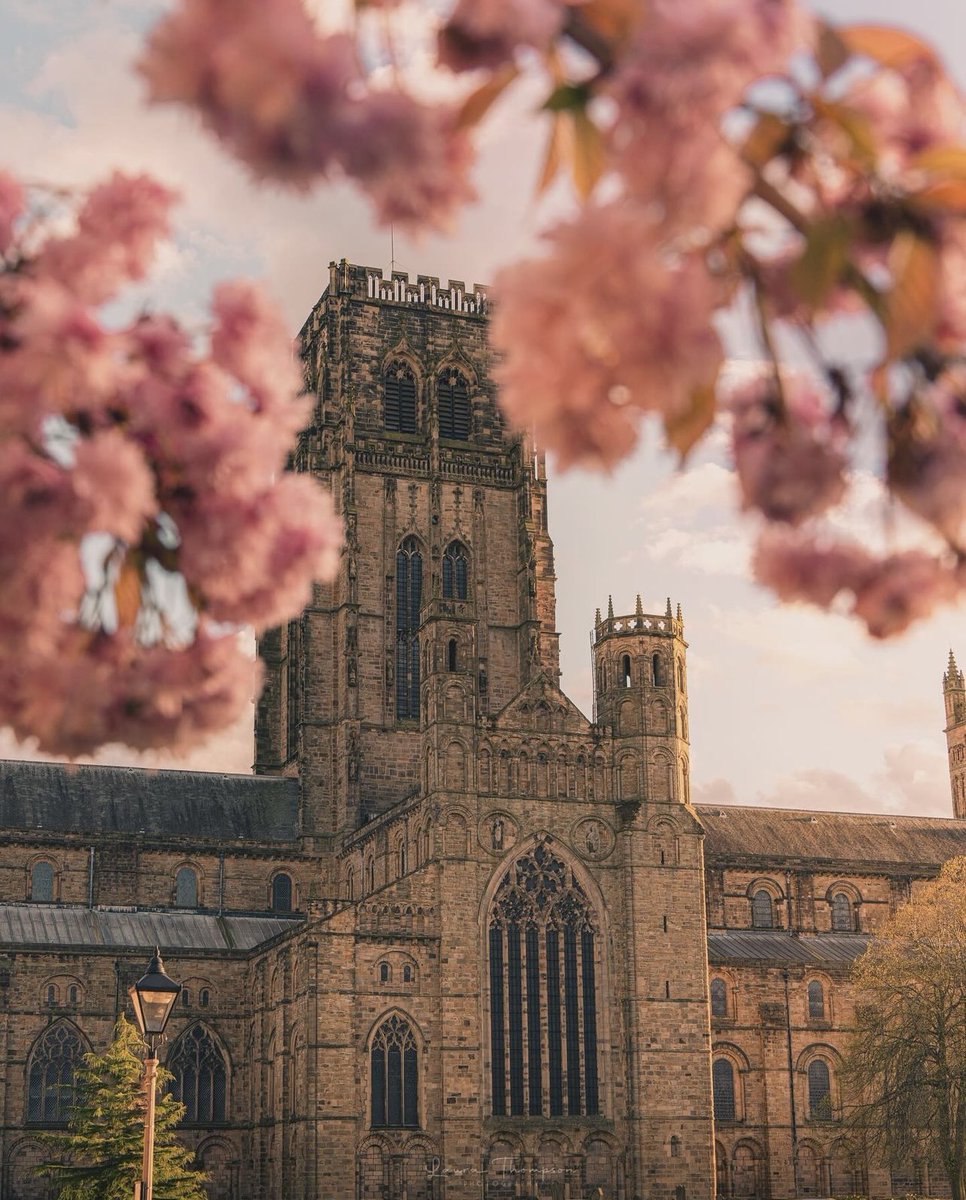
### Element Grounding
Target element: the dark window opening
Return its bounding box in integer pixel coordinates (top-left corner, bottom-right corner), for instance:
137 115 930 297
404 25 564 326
622 655 632 688
167 1025 228 1124
808 1060 833 1120
710 978 728 1018
175 867 198 908
27 1023 81 1125
46 985 57 1007
807 980 825 1021
199 989 210 1008
442 542 469 600
395 538 422 720
652 653 665 686
379 963 390 983
67 985 79 1005
403 965 413 983
370 1016 418 1127
712 1058 736 1122
448 639 458 672
438 369 470 439
831 893 853 932
271 873 293 913
384 362 417 433
31 862 55 903
751 890 774 929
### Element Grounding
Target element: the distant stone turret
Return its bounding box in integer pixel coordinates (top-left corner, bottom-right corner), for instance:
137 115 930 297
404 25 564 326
944 650 966 818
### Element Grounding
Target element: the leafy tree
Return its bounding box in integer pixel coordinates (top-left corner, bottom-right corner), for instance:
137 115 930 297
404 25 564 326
40 1016 207 1200
845 857 966 1200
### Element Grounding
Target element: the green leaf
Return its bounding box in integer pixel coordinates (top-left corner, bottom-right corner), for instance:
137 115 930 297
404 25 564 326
542 82 591 113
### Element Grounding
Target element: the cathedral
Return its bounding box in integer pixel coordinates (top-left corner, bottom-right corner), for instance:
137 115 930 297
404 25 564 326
1 260 965 1200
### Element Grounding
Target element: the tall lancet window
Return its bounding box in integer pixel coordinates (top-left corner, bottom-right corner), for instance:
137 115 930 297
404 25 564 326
438 369 470 440
442 541 469 600
395 538 422 720
488 841 601 1119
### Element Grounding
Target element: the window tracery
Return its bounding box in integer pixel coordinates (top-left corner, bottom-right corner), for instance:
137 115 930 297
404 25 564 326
487 841 600 1119
384 362 417 433
27 1022 82 1124
167 1024 228 1124
438 369 470 440
442 541 469 600
370 1015 419 1128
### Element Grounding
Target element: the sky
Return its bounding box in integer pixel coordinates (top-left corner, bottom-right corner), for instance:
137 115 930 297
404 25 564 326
1 0 965 818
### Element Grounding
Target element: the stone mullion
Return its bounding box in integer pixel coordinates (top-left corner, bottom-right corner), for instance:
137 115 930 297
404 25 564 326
555 922 569 1114
538 918 550 1118
575 922 587 1116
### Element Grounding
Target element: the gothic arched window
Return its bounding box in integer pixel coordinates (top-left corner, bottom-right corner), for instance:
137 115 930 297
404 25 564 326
438 369 470 440
27 1022 83 1124
370 1015 419 1127
751 890 775 929
167 1025 228 1124
175 867 198 908
384 362 417 433
487 842 600 1119
712 1058 736 1122
395 538 422 721
271 873 293 913
831 893 853 932
442 541 469 600
807 1059 833 1120
807 980 826 1021
710 978 728 1019
31 861 55 902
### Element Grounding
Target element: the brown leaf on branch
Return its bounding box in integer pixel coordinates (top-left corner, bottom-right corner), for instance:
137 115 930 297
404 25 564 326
114 558 143 629
839 24 937 69
740 112 790 170
884 233 939 359
912 179 966 215
790 216 852 312
457 63 519 131
536 115 566 196
664 380 717 462
577 0 641 42
570 110 605 200
814 22 851 79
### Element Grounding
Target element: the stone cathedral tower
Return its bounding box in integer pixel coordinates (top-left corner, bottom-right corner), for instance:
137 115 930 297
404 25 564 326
252 261 715 1199
944 649 966 818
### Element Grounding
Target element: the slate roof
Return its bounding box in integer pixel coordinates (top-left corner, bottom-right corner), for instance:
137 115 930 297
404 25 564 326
708 930 872 967
0 904 303 953
0 760 300 843
697 804 966 870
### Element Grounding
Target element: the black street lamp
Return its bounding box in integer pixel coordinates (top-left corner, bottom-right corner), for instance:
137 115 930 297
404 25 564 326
129 951 181 1200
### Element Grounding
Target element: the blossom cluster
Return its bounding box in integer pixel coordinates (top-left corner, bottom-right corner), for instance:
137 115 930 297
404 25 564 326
0 171 341 756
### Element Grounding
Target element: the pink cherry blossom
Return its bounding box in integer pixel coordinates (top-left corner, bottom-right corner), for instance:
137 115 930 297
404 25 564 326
35 173 176 306
729 372 849 524
852 550 958 639
753 528 873 608
493 201 723 470
73 430 158 544
438 0 569 72
0 171 24 255
888 377 966 543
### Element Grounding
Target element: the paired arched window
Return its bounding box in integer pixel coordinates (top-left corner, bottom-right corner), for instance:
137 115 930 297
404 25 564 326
807 1059 833 1120
710 978 728 1019
442 541 469 600
167 1025 228 1124
370 1015 419 1127
438 369 470 440
384 362 417 433
395 538 422 720
751 890 775 929
271 873 293 913
831 893 853 932
175 867 198 908
379 962 391 984
712 1058 736 1122
27 1022 83 1124
31 862 55 903
488 842 600 1118
807 980 826 1021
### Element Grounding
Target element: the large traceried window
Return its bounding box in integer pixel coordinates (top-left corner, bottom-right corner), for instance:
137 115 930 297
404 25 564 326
442 541 469 600
370 1015 419 1128
27 1022 83 1124
384 362 417 433
395 538 422 720
487 841 601 1119
167 1024 228 1124
438 369 470 439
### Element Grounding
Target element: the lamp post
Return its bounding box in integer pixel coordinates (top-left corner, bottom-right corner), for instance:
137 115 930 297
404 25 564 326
129 951 181 1200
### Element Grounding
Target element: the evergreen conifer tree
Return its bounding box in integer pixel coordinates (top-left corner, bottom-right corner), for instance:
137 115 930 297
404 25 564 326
40 1016 208 1200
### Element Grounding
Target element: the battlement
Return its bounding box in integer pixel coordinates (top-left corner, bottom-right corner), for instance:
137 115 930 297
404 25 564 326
594 596 684 642
331 259 487 314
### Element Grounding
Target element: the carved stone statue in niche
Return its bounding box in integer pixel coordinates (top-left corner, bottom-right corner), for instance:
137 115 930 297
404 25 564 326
347 658 357 687
491 817 504 850
347 731 359 782
585 821 602 854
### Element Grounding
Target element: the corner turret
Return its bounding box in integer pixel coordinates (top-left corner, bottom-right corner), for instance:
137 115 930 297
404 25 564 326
944 650 966 818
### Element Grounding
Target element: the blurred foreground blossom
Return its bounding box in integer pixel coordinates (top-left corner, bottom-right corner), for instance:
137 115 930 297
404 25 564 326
0 171 341 756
